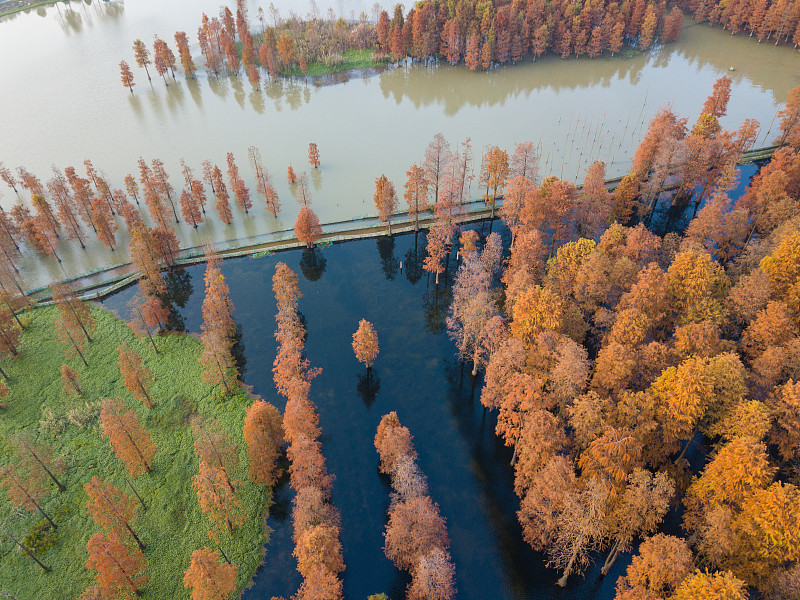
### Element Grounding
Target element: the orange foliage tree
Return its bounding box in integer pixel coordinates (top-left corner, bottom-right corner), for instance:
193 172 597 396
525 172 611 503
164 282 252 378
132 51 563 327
352 319 379 370
62 363 82 396
117 342 154 408
226 153 251 213
0 463 58 528
193 461 246 542
180 189 202 228
53 281 96 363
374 175 398 235
404 163 428 232
132 39 151 80
243 399 284 486
119 60 135 93
191 416 240 492
308 143 320 169
100 397 157 476
90 195 118 251
175 31 197 78
184 548 237 600
85 529 147 599
84 477 145 551
294 206 322 249
376 412 455 599
199 248 238 393
480 146 509 218
211 165 233 225
127 289 169 354
614 534 694 600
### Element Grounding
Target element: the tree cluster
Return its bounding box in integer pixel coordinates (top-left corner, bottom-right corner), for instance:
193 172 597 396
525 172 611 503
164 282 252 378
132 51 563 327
272 262 344 600
83 477 148 599
375 412 456 600
613 76 759 228
677 0 800 44
461 81 800 594
126 0 685 88
0 143 322 287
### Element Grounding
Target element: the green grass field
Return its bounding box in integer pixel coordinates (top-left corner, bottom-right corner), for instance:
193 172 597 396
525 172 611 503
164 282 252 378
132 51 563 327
282 49 390 77
0 305 271 599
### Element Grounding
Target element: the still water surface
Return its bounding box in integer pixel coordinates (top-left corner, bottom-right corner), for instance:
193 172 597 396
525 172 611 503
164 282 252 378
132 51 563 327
1 0 797 289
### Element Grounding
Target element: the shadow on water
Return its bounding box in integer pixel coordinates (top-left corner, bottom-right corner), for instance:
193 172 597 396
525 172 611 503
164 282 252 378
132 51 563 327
160 268 193 332
403 232 425 285
377 236 399 281
356 369 381 408
299 247 326 281
646 163 760 236
232 322 246 377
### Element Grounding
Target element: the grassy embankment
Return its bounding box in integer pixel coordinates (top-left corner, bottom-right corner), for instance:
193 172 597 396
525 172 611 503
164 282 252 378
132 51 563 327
0 305 271 599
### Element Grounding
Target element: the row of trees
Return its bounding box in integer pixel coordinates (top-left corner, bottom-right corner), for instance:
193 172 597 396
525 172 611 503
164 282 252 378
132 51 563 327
611 76 759 228
373 0 683 68
375 412 456 600
679 0 800 44
272 262 345 600
436 80 800 594
0 143 322 278
125 0 685 89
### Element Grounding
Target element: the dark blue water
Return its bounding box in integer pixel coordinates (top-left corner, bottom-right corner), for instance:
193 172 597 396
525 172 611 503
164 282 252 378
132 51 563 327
103 221 634 600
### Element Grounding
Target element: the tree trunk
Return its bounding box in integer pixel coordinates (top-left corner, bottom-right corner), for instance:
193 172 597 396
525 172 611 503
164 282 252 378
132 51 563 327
5 531 49 572
8 306 25 331
25 446 66 492
31 497 57 530
600 539 621 576
68 301 93 343
676 432 695 463
122 425 151 472
126 523 146 551
146 330 159 354
215 353 231 394
557 539 583 587
75 343 88 367
126 478 147 511
138 379 153 408
0 365 8 382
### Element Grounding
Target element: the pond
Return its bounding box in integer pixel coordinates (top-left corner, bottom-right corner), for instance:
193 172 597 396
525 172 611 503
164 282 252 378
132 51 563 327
102 210 719 600
1 0 797 290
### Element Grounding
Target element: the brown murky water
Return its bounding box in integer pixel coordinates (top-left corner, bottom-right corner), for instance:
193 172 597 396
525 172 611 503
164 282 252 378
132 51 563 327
0 0 797 289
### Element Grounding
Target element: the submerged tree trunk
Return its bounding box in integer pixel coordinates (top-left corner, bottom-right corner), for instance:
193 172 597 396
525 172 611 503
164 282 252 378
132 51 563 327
557 535 585 588
600 539 622 576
